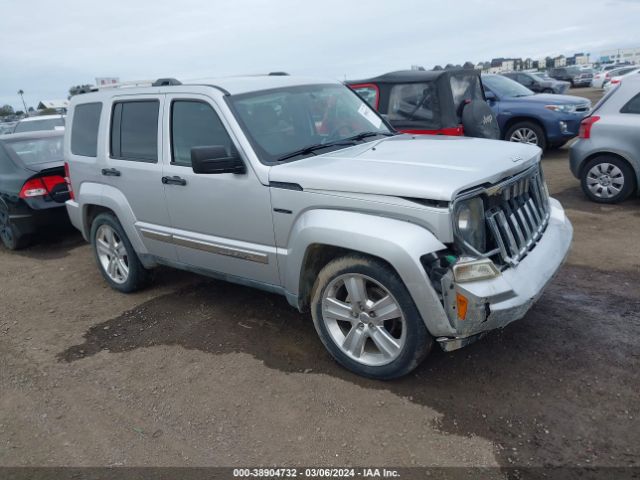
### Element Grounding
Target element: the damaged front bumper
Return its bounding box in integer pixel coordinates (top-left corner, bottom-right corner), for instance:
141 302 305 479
437 198 573 351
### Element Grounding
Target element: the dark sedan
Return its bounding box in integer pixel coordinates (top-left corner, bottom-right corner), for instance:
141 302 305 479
0 130 70 249
502 72 570 94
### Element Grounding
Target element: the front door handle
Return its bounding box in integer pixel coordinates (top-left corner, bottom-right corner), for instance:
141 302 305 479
101 168 121 177
162 176 187 186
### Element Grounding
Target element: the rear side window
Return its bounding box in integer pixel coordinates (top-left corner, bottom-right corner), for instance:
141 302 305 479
171 101 234 167
71 103 102 157
621 93 640 114
388 82 440 128
110 100 159 162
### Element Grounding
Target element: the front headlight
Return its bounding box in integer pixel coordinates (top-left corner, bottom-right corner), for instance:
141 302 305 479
545 104 575 113
454 197 486 253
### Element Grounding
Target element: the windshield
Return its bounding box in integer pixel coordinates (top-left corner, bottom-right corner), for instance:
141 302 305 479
533 72 551 80
483 75 534 98
14 117 65 133
229 83 391 163
4 136 63 165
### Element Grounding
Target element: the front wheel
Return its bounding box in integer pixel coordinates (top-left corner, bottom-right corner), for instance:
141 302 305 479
90 213 150 292
505 121 547 150
311 255 432 380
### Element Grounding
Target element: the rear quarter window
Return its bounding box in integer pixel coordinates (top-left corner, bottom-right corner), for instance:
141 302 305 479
71 103 102 157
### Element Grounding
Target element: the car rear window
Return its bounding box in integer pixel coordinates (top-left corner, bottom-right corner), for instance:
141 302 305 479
14 117 65 133
110 100 159 162
4 136 64 166
71 103 102 157
351 85 378 108
450 73 484 120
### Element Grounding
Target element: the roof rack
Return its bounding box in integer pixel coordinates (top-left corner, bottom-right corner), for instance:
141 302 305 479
92 78 182 91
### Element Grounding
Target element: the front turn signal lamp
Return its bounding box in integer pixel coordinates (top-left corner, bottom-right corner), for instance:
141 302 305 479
453 259 500 283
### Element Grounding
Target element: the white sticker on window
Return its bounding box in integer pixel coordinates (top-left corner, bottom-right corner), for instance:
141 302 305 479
357 103 382 129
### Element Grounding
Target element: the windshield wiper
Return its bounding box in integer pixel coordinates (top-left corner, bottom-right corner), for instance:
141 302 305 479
275 132 395 162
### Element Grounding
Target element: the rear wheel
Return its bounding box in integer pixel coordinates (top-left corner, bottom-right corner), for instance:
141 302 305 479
581 155 636 204
505 121 547 150
311 255 432 380
90 213 150 292
0 206 29 250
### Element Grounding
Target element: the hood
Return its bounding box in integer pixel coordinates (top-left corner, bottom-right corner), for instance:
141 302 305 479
269 135 540 201
511 93 589 106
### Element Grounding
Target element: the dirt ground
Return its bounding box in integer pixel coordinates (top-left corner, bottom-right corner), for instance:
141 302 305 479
1 88 638 476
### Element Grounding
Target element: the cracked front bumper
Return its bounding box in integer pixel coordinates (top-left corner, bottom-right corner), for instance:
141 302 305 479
438 198 572 351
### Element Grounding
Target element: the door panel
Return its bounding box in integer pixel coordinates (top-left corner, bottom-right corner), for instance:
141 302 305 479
102 95 177 260
161 95 278 285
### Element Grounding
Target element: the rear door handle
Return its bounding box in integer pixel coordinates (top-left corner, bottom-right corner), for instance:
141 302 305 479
162 176 187 186
101 168 121 177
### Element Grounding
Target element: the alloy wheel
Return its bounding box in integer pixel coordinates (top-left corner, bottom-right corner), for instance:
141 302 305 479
95 224 129 284
509 127 539 146
586 163 625 199
321 273 406 367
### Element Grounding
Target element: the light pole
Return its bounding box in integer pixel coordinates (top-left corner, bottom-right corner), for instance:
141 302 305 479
17 90 28 116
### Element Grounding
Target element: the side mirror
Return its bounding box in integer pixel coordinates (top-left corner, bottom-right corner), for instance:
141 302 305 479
484 91 496 101
191 146 245 175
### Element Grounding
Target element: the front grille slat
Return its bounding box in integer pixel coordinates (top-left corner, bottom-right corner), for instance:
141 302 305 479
484 168 550 267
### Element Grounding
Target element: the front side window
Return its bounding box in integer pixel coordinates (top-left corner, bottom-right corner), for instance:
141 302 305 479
229 83 389 164
388 82 440 128
171 101 234 166
351 85 378 108
71 103 102 157
110 100 159 162
621 93 640 114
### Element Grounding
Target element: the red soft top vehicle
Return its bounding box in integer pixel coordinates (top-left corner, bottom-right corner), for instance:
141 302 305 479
347 69 499 139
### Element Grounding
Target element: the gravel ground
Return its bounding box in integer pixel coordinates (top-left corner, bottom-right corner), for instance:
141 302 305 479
0 88 638 476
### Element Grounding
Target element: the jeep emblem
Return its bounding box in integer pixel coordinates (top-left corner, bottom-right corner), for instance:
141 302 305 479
481 114 493 125
511 155 524 162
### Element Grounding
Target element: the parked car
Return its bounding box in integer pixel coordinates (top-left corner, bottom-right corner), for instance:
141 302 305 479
549 67 594 87
0 123 16 135
12 114 65 133
502 72 570 94
482 74 591 150
570 76 640 203
0 130 70 249
591 66 638 89
346 69 499 139
604 67 640 92
65 75 572 379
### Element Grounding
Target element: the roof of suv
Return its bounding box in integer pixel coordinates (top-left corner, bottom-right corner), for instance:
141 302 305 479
71 75 341 104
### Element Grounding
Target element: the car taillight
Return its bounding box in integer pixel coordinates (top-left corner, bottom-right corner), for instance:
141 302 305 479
19 175 66 199
64 162 74 200
610 79 621 85
579 116 600 139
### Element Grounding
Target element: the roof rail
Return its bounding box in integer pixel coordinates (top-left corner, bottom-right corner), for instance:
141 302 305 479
268 72 289 76
92 78 182 90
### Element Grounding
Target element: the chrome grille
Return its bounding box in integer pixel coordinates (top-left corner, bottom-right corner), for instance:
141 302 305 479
485 168 550 266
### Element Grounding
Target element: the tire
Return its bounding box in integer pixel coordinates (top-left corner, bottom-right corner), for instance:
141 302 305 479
505 121 547 150
90 213 150 292
461 100 500 139
580 155 636 204
310 255 433 380
0 206 30 250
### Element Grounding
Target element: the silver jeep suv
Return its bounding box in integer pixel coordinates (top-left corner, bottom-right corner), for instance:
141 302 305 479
64 75 573 379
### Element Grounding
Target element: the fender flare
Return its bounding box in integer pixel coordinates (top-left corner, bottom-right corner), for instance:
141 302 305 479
77 182 149 256
281 209 456 337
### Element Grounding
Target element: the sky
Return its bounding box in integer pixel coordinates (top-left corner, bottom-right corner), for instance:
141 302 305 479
1 0 639 110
